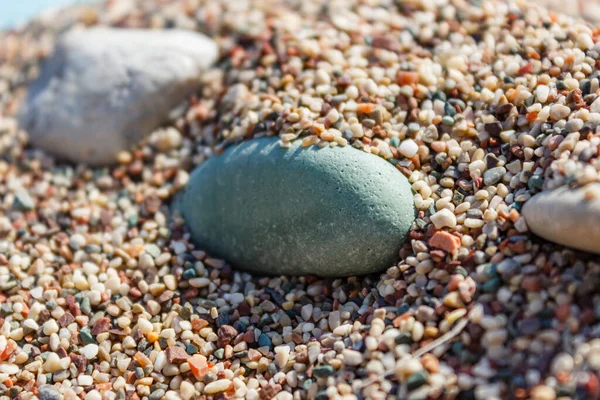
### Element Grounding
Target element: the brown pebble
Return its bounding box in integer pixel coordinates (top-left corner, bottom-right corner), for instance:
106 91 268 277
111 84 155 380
58 312 75 328
166 346 190 363
191 318 209 331
91 318 111 335
217 325 238 348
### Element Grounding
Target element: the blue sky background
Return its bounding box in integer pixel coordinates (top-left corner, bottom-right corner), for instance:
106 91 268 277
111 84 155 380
1 0 92 29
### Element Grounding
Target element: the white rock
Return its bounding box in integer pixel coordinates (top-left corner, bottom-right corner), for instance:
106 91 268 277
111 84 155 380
395 357 423 380
180 380 196 400
430 208 457 229
342 349 364 366
549 104 571 121
204 379 232 394
19 27 218 165
43 319 59 336
591 97 600 114
154 351 167 372
85 390 102 400
23 319 39 330
398 139 419 158
275 392 293 400
138 318 153 335
188 277 210 288
522 183 600 253
535 85 549 103
81 344 99 359
274 346 290 368
78 375 94 386
43 353 63 373
551 352 574 374
301 304 313 321
0 364 19 374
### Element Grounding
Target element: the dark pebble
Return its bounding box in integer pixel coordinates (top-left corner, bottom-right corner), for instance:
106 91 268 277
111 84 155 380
258 333 272 348
312 365 335 378
406 371 429 390
484 121 502 137
395 332 412 345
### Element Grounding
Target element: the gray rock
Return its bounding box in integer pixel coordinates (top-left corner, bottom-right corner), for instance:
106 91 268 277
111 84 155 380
483 167 506 186
522 183 600 253
38 385 61 400
19 27 218 165
174 137 415 277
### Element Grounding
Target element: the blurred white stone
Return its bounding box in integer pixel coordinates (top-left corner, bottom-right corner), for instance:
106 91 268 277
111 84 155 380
19 27 218 165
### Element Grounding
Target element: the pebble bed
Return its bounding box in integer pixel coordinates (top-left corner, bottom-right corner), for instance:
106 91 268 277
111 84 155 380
2 0 600 399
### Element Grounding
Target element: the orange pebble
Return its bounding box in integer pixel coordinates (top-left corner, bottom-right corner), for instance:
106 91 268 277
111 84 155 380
357 103 375 114
133 351 152 368
147 332 159 343
191 318 209 331
428 231 461 253
188 354 209 381
396 71 420 86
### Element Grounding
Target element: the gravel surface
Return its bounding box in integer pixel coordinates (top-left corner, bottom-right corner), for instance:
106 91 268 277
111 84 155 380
1 0 600 399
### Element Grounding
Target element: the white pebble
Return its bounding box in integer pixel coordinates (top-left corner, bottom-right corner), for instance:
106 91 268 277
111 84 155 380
85 390 102 400
430 208 457 229
342 349 364 366
398 139 419 158
204 379 232 394
78 375 94 386
43 319 59 336
138 318 153 335
535 85 549 103
550 104 570 121
81 344 99 359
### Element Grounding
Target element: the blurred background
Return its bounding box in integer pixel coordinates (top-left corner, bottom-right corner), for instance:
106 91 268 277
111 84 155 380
1 0 600 29
1 0 93 29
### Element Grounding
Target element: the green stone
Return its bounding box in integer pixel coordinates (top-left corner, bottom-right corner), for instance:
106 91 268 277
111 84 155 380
80 328 95 345
441 115 455 126
174 137 414 277
312 365 335 378
395 332 412 345
406 371 429 390
80 297 91 315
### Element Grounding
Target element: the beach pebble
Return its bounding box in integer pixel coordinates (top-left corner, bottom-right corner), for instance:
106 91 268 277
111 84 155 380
428 231 461 253
174 137 414 276
38 385 61 400
430 208 457 229
591 97 600 113
204 379 233 394
19 27 217 165
0 364 19 374
550 104 571 121
523 184 600 253
80 344 99 359
483 167 506 186
342 349 364 366
399 139 419 158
